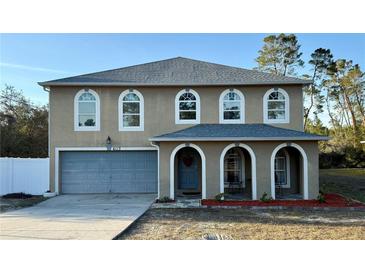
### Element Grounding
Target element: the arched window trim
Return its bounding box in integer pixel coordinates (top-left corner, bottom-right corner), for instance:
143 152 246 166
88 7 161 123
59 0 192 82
263 88 290 124
219 89 245 124
74 89 100 131
175 89 201 124
118 89 144 131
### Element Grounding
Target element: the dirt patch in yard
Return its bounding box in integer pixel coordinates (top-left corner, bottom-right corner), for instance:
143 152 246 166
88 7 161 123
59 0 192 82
0 194 47 213
118 208 365 240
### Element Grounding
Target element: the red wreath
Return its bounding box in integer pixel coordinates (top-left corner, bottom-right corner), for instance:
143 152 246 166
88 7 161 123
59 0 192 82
182 156 193 167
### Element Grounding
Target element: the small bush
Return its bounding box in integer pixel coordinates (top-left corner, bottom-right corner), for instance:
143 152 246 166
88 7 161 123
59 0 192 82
156 196 174 203
260 192 273 203
215 193 225 202
2 192 33 199
317 193 326 203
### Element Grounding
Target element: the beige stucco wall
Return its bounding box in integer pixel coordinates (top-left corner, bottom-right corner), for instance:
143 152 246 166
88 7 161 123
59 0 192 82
49 84 305 192
158 141 319 200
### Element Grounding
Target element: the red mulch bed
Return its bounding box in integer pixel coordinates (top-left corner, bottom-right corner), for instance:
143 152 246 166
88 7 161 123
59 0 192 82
201 193 365 208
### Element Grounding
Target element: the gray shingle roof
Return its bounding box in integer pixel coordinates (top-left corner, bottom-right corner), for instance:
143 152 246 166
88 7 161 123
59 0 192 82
39 57 311 87
150 124 329 141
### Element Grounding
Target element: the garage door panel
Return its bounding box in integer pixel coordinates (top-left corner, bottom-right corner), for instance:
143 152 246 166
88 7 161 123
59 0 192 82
60 151 157 194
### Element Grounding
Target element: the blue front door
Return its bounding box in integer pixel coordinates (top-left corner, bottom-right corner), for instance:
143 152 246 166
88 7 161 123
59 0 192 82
178 149 199 190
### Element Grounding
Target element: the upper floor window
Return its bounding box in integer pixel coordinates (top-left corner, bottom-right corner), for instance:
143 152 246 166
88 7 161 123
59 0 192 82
175 89 200 124
74 89 100 131
119 89 144 131
219 89 245 124
263 88 289 123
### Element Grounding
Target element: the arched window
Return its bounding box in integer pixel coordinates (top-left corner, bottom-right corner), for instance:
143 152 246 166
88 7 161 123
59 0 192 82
263 88 289 123
175 89 200 124
74 89 100 131
219 89 245 123
119 89 144 131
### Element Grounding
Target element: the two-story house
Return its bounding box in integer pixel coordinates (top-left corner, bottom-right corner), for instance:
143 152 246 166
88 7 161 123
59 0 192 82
39 57 328 201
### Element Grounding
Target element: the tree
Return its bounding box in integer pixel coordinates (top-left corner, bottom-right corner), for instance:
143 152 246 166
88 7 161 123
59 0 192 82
303 48 334 130
255 33 304 76
324 60 365 131
0 85 48 158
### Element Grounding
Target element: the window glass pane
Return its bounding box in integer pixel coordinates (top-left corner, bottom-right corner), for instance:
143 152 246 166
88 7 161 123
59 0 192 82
123 115 140 127
78 115 96 127
225 171 241 183
179 111 196 120
275 157 285 170
224 92 240 101
123 102 140 114
275 171 286 186
223 101 240 111
224 148 241 182
179 93 196 101
269 91 285 100
79 93 96 101
123 93 140 101
224 111 240 120
268 101 285 110
79 102 96 113
268 110 285 120
179 102 196 110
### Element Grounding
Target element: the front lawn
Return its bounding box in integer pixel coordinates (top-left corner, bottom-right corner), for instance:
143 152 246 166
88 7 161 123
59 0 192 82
117 168 365 240
118 208 365 240
320 168 365 203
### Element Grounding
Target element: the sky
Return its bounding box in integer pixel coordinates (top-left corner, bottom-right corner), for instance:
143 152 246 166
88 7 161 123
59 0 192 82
1 33 364 109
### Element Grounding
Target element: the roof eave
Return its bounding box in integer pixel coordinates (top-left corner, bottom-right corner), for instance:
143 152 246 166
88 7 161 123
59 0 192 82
38 80 312 87
149 136 330 142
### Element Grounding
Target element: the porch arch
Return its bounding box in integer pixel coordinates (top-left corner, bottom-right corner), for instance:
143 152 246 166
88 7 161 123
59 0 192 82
219 143 257 200
170 143 206 200
270 142 308 200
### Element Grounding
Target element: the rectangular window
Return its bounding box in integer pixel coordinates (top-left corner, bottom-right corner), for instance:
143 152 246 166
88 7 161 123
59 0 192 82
123 115 140 127
275 157 286 186
179 102 196 110
224 111 240 120
268 101 285 110
268 110 285 120
78 102 96 127
179 111 196 120
122 102 140 114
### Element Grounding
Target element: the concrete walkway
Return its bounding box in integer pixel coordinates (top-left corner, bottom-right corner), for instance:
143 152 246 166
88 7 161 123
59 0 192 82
0 194 156 240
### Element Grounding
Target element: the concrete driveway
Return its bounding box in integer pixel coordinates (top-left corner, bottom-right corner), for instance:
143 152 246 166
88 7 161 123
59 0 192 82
0 194 156 240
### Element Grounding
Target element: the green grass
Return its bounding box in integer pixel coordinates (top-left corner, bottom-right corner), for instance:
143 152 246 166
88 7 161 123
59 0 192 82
320 168 365 176
319 168 365 203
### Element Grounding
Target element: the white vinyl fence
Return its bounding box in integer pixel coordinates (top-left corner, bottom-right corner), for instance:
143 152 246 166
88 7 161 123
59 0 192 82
0 158 49 196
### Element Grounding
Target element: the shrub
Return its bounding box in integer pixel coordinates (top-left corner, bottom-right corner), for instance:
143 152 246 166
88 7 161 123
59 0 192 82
2 192 33 199
215 193 225 202
260 192 273 202
317 193 326 203
156 196 174 203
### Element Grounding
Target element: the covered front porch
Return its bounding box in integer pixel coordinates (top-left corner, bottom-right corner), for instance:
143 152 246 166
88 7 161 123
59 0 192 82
151 124 328 201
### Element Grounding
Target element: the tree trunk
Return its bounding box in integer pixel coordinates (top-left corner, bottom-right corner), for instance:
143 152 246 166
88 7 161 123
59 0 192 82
343 91 357 130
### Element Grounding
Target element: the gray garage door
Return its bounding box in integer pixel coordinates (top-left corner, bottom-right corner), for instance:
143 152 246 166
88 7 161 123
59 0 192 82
60 151 157 194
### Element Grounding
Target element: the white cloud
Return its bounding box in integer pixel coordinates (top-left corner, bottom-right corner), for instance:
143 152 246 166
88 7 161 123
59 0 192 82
0 62 69 74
